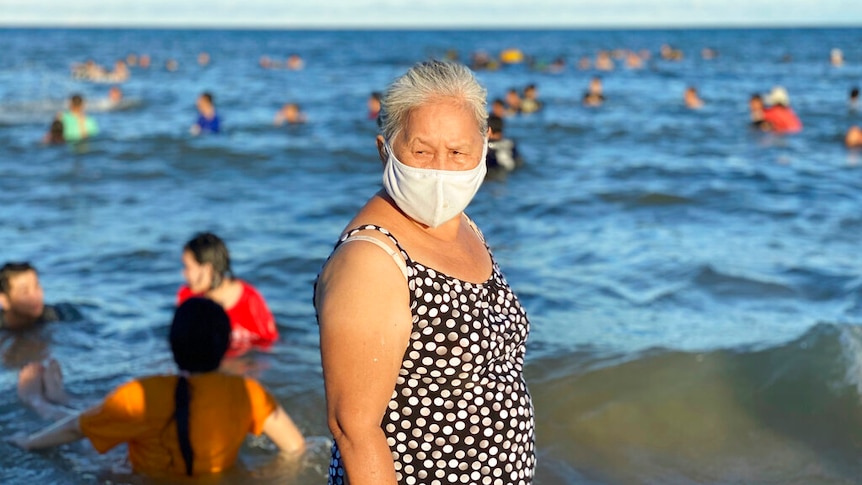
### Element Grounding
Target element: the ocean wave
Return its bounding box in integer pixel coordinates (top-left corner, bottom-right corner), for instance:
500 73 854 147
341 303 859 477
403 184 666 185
526 323 862 484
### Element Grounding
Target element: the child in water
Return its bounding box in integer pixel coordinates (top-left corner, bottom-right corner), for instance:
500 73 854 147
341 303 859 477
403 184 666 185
11 298 305 477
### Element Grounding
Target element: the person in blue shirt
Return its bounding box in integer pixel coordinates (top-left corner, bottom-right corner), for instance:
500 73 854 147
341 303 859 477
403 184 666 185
190 92 220 135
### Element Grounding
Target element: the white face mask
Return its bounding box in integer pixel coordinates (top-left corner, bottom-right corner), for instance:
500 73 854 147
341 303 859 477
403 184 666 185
382 139 488 228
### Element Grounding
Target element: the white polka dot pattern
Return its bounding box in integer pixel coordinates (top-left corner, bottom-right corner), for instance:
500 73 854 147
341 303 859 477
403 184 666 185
325 225 535 485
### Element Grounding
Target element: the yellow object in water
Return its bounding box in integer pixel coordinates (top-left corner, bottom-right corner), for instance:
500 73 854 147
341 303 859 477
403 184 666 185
500 48 524 64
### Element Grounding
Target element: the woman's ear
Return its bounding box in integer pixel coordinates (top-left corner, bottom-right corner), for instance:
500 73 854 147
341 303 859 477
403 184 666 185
376 135 387 165
0 293 9 311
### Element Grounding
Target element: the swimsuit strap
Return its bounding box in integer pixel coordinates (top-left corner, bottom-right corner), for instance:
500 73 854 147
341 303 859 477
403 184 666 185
338 225 409 280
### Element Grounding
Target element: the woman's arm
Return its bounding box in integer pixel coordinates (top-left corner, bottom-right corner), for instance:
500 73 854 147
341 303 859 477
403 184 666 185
262 404 305 454
10 413 84 450
316 238 413 485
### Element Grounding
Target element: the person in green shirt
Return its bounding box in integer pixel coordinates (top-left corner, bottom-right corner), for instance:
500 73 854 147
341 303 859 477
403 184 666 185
61 94 99 142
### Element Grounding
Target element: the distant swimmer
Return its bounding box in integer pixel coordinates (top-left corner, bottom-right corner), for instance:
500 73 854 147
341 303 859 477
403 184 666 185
749 94 768 130
548 56 565 73
660 44 684 61
520 84 542 114
190 92 220 135
72 60 129 83
505 88 522 115
846 126 862 148
109 60 130 82
849 87 859 111
595 50 614 71
625 51 643 69
89 86 130 112
762 86 802 133
286 53 304 70
486 114 523 172
42 117 64 145
273 102 306 125
198 51 210 66
684 86 704 109
831 48 844 67
61 94 99 142
583 76 605 107
490 98 508 118
367 91 382 120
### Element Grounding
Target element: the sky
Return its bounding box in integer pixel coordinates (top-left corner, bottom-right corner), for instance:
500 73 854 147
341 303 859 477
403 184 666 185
0 0 860 28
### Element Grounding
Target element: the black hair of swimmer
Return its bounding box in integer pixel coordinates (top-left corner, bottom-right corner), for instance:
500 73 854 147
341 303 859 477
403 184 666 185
201 92 214 105
488 114 504 135
183 232 232 290
48 119 64 144
169 297 232 476
70 94 84 108
851 87 860 99
0 261 36 295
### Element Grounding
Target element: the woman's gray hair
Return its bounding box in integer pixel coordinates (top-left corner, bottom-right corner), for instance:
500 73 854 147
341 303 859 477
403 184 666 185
379 60 488 141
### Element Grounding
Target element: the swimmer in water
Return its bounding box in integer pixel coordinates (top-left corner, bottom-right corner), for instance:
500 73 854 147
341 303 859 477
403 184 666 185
846 126 862 148
177 232 278 355
486 114 523 172
684 86 704 109
520 84 542 114
61 94 99 142
583 77 605 107
490 98 508 118
762 86 802 133
367 91 382 120
749 94 768 130
190 92 220 135
43 117 64 145
10 298 305 477
273 103 306 125
1 262 74 330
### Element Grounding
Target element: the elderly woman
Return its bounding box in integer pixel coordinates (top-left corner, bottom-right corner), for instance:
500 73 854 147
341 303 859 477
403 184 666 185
315 60 535 485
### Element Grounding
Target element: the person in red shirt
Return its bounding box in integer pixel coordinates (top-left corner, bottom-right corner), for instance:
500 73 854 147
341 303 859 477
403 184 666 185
762 86 802 133
177 233 278 355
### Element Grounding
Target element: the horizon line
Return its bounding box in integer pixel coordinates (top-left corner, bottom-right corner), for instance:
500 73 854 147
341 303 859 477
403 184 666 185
1 22 860 31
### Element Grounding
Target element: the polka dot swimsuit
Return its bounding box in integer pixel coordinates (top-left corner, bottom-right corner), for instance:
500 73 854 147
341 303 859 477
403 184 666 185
325 225 535 485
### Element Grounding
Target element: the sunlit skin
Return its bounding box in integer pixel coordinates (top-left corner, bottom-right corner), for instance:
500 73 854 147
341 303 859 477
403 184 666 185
181 250 212 294
180 250 242 311
317 97 491 485
1 270 45 329
376 98 486 173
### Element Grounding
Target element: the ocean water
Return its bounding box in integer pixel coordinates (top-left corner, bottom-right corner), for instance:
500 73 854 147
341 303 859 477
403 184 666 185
1 27 862 484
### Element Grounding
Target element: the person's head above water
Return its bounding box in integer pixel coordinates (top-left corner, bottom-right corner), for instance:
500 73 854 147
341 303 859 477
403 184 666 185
69 94 85 112
0 262 45 329
196 92 215 114
170 297 231 373
766 86 791 107
182 232 232 293
377 59 488 143
488 114 505 139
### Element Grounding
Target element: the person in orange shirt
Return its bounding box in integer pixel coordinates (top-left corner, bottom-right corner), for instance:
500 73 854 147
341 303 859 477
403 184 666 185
11 298 305 477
